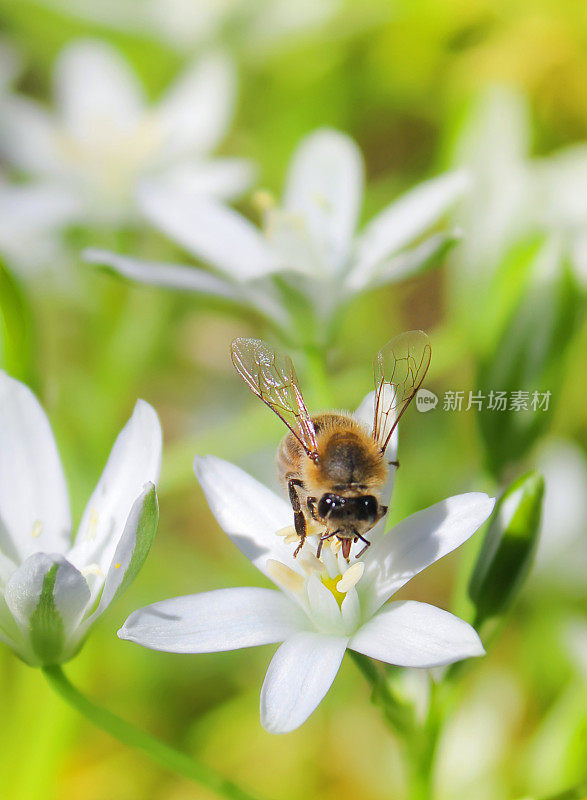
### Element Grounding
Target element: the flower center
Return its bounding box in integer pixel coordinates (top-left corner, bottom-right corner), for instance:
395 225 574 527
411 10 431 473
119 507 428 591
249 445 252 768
321 573 346 606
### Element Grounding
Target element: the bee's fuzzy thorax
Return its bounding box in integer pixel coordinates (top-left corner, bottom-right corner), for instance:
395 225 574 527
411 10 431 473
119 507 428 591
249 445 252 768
300 412 387 499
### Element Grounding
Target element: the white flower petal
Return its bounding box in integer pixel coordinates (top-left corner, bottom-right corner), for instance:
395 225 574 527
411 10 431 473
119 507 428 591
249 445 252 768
154 50 235 159
68 401 161 589
0 179 78 235
154 158 255 201
0 97 64 177
260 631 348 733
349 230 459 291
82 483 158 629
351 389 398 545
119 587 304 652
353 389 398 461
54 39 144 140
0 594 21 652
263 208 323 277
84 248 243 298
84 248 285 325
341 587 361 634
351 171 469 287
284 128 363 274
139 185 277 281
306 573 343 634
4 553 90 664
194 456 301 582
361 493 495 616
0 544 17 587
350 600 485 667
0 371 71 563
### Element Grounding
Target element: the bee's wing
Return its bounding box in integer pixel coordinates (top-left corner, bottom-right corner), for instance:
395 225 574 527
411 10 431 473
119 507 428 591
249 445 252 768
372 330 431 453
231 338 319 460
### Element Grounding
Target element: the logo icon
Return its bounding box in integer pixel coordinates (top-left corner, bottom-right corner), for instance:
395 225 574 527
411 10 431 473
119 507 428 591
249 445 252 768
416 389 438 412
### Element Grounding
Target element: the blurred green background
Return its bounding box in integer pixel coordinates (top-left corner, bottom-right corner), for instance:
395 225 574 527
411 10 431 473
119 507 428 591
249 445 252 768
0 0 585 798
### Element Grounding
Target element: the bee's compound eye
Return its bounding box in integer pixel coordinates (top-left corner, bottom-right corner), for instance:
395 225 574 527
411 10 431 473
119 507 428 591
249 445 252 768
318 493 345 518
358 496 378 521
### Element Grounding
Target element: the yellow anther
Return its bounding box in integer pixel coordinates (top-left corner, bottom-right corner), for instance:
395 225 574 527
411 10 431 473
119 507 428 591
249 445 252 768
266 559 304 594
321 573 345 607
81 564 104 579
275 524 296 538
31 520 43 538
252 189 275 213
336 562 364 594
298 551 323 575
115 563 121 569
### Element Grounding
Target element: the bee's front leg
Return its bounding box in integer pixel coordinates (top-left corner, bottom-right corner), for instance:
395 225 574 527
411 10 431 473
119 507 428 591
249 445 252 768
287 478 307 557
306 496 319 521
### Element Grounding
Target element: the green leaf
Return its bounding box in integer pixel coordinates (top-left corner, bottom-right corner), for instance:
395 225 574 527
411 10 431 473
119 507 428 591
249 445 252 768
469 471 544 628
476 237 582 478
29 565 65 666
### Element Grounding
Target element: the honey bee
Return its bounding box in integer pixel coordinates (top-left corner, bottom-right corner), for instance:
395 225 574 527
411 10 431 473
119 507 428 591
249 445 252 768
230 332 431 561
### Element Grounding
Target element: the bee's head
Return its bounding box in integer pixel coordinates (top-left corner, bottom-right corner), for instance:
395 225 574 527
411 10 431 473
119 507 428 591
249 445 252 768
317 493 379 525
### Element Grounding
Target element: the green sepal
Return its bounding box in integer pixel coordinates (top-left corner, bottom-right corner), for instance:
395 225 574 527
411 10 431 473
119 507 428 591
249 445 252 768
114 485 159 603
468 471 544 628
29 564 66 666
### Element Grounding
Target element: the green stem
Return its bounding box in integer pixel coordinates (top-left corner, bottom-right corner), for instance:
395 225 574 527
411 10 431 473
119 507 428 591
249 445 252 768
303 345 332 409
43 666 266 800
350 652 441 800
349 651 412 735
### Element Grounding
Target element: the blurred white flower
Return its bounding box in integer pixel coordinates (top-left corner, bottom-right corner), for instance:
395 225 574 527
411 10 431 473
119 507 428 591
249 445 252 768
87 128 466 339
0 371 162 666
452 85 587 287
534 440 587 586
32 0 340 55
0 178 78 274
0 39 252 228
0 40 77 273
119 395 492 733
436 668 523 800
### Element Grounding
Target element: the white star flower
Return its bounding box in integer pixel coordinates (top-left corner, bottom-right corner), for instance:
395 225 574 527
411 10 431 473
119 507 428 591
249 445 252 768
119 395 493 734
0 39 253 228
0 38 77 274
0 371 162 666
452 85 587 287
86 127 467 338
31 0 340 56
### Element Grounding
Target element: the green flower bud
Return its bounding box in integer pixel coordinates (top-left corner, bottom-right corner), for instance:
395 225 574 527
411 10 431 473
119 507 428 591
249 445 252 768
469 471 544 628
476 237 581 479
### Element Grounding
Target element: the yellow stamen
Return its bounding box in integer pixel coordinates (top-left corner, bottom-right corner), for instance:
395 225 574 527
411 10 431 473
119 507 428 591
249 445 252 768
275 524 295 537
321 573 346 607
31 520 43 538
115 563 121 569
81 564 104 579
252 190 275 213
336 562 364 594
266 559 304 594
